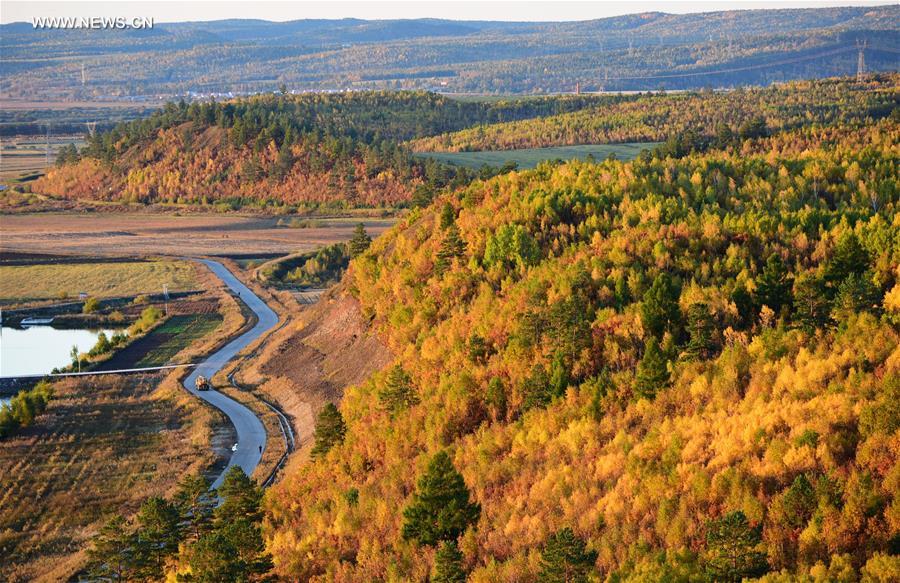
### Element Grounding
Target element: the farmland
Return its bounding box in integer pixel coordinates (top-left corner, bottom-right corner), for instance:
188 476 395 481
135 314 225 367
414 142 653 169
0 213 395 258
0 375 217 582
0 135 84 181
0 259 197 303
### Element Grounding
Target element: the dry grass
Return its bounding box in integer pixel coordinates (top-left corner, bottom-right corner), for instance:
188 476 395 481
0 260 197 302
0 375 214 582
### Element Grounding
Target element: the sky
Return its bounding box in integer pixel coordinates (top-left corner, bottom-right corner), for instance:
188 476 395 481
2 0 896 24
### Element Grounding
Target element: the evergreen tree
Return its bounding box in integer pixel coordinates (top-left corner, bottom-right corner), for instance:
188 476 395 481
704 511 768 582
349 223 372 258
824 233 869 289
522 363 552 411
435 224 467 275
312 403 346 458
756 255 792 315
539 527 598 583
641 273 680 339
134 496 181 578
401 451 480 546
87 514 135 581
635 337 670 399
411 184 435 208
793 274 830 332
174 474 215 540
378 364 419 414
684 302 713 360
832 271 880 321
216 466 263 524
439 202 456 230
185 530 244 583
431 540 467 583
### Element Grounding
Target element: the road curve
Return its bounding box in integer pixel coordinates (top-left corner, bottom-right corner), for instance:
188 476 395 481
183 259 279 489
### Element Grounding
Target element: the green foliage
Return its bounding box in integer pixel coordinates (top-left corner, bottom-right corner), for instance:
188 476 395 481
283 243 350 288
832 272 881 321
435 225 467 275
641 273 680 339
635 337 670 399
432 540 467 583
130 306 164 334
401 451 480 546
82 296 101 314
87 514 135 581
349 223 373 258
440 202 457 230
539 527 598 583
683 302 714 361
704 511 768 582
756 255 793 316
483 224 539 272
793 275 830 332
781 474 816 529
0 381 53 439
824 233 870 289
378 364 420 414
312 403 347 458
134 496 181 579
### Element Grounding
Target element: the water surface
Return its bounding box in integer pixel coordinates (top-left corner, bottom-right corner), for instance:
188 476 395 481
0 326 120 378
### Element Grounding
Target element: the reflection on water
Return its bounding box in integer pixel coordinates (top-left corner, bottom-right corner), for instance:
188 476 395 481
0 326 122 378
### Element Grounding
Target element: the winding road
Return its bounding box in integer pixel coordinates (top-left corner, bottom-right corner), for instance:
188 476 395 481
183 259 279 489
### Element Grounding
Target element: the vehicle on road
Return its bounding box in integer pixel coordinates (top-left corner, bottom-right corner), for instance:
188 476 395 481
195 375 210 391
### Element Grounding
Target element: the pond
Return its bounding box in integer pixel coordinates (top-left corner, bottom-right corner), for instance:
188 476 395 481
0 326 122 378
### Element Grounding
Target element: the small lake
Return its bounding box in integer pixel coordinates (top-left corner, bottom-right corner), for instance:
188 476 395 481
0 326 122 378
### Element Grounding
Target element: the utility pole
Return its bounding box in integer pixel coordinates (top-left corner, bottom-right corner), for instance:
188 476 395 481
45 123 51 166
856 39 867 83
163 284 169 316
81 63 86 86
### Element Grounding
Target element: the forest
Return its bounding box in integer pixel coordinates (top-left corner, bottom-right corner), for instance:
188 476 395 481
33 76 898 210
34 91 612 209
263 110 900 581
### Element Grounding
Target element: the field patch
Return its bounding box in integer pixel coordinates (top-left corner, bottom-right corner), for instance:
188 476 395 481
0 375 209 581
414 143 654 169
0 260 197 302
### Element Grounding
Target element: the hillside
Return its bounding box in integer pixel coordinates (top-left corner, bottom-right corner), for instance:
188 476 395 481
410 75 899 152
31 91 610 209
2 7 898 99
264 118 900 581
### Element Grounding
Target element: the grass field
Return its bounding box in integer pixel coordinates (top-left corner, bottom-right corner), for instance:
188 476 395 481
0 260 197 302
415 143 654 169
136 314 224 367
0 375 211 582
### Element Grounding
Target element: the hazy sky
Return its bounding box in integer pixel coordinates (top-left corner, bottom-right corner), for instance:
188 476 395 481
2 0 896 24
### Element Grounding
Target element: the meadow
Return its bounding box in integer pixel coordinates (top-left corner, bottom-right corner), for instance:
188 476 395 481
0 259 198 303
414 142 652 169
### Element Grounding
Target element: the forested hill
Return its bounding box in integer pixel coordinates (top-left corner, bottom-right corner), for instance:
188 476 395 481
265 116 900 580
32 92 612 209
410 75 900 152
2 6 898 99
34 77 898 209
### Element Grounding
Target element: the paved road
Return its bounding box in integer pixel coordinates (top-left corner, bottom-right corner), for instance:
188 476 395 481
183 259 279 489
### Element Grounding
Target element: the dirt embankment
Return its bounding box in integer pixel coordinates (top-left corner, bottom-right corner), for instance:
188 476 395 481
237 285 392 457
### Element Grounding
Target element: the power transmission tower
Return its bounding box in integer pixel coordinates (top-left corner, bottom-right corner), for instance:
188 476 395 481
86 121 97 137
81 63 86 86
45 123 51 166
856 39 867 83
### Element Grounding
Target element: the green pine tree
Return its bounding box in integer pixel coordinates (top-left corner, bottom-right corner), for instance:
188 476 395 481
431 540 467 583
704 511 768 582
378 364 419 414
134 496 181 579
824 233 869 289
832 271 880 322
539 527 598 583
439 202 456 230
312 403 346 458
349 223 372 258
684 302 714 361
174 474 215 540
641 273 681 339
216 466 263 525
755 255 792 315
435 224 467 275
401 451 480 546
793 274 830 332
635 337 670 399
87 514 135 581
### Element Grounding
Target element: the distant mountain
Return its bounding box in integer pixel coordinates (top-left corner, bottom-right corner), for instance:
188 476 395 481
1 6 897 99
